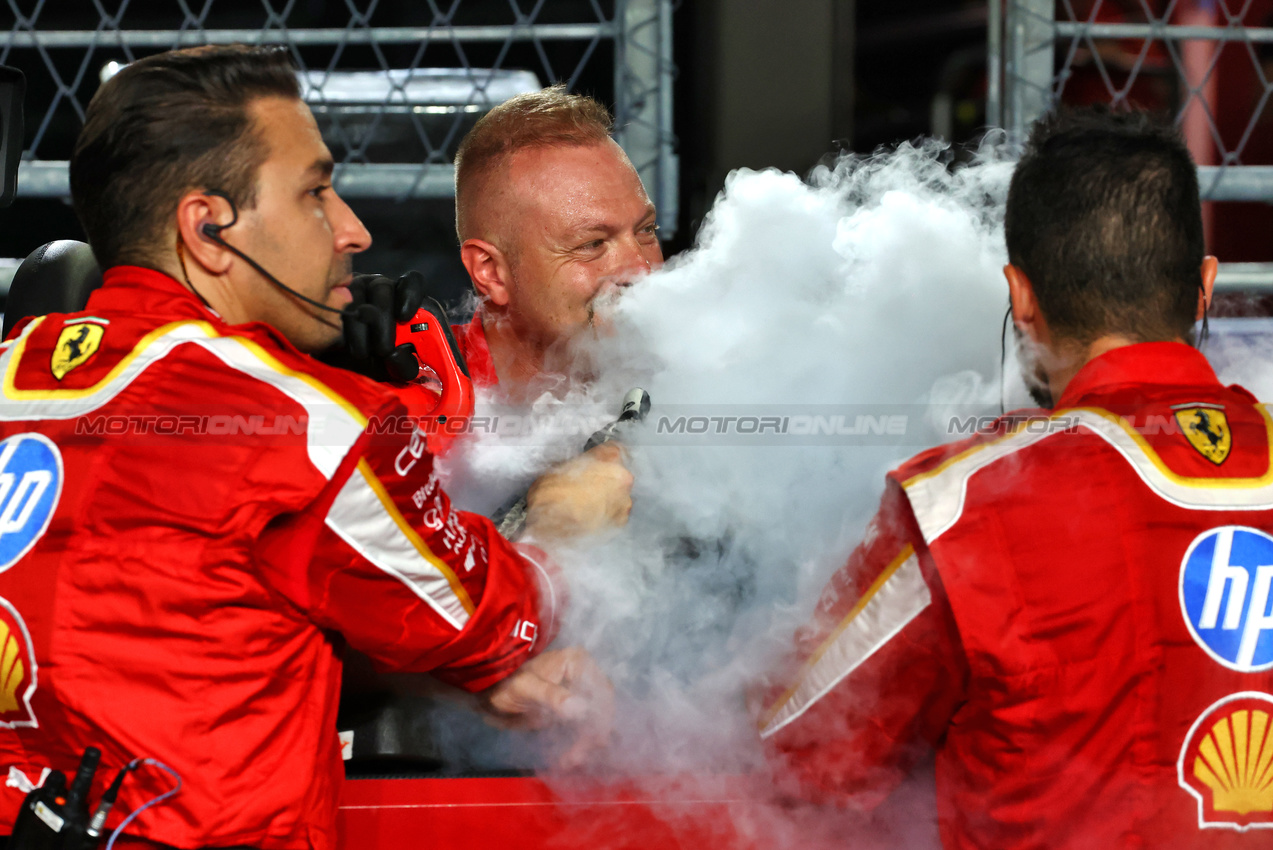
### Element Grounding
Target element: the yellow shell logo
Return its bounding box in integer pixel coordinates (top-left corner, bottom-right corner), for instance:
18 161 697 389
1181 692 1273 830
0 618 24 714
1193 709 1273 814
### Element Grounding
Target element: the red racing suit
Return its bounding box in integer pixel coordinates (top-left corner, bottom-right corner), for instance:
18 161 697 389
0 266 561 849
761 342 1273 848
452 311 498 390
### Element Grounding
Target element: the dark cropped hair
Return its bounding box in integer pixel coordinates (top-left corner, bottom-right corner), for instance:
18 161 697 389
1004 108 1204 345
70 44 301 269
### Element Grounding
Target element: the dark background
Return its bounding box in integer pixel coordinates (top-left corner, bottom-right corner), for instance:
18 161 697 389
1 1 1269 303
0 1 983 297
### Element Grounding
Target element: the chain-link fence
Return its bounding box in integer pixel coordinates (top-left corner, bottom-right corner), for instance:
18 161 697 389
989 0 1273 291
1 0 678 235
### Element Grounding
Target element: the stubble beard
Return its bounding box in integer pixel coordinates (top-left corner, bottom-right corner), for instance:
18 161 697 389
1013 325 1054 409
314 254 354 331
282 254 352 353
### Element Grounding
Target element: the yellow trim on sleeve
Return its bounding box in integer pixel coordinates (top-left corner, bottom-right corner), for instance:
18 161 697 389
230 334 369 430
902 405 1273 492
1070 405 1273 489
4 317 194 400
354 458 476 616
758 544 916 732
2 318 370 429
901 421 1030 490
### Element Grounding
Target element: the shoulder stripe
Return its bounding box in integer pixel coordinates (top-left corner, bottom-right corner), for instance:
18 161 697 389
903 406 1273 545
759 546 930 739
190 332 367 479
902 421 1054 543
0 319 368 479
516 545 558 638
325 459 475 630
4 317 200 402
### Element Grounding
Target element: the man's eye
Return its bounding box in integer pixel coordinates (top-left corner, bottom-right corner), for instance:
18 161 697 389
640 223 660 237
309 184 331 199
578 239 605 252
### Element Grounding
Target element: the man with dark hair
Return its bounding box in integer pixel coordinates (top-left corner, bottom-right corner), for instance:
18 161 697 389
760 110 1273 848
1004 109 1212 406
451 85 663 396
0 44 629 849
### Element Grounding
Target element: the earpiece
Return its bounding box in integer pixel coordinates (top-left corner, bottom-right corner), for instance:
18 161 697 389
200 190 235 243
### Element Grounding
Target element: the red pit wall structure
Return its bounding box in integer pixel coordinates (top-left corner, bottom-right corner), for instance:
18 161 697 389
337 775 766 849
337 774 933 849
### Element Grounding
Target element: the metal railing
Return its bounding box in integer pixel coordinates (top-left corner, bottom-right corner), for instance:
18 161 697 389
988 1 1273 292
1 0 679 236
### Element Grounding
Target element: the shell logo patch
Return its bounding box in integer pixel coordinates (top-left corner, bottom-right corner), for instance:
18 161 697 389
1179 526 1273 672
50 322 104 381
1179 691 1273 831
0 598 37 728
1174 405 1231 465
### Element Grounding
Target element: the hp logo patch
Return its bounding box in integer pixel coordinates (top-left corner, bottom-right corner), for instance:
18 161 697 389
1180 526 1273 673
0 434 62 573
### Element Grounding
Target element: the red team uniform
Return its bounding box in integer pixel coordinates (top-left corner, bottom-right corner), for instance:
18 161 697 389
762 341 1273 848
0 266 560 848
451 311 498 390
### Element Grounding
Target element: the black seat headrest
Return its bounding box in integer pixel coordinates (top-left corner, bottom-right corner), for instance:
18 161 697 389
3 240 103 340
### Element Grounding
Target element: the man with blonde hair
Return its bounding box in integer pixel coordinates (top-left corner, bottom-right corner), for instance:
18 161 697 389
452 85 663 396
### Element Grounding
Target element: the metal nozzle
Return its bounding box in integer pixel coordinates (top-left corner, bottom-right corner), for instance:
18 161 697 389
618 387 652 422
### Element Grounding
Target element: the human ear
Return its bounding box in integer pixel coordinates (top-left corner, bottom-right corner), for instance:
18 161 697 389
175 191 235 275
1003 264 1044 343
1197 255 1218 320
460 238 513 307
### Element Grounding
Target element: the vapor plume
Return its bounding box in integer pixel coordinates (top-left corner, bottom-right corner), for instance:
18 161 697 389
437 139 1032 843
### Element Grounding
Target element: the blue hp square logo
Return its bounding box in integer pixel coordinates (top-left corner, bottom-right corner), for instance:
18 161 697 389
1180 526 1273 673
0 434 62 573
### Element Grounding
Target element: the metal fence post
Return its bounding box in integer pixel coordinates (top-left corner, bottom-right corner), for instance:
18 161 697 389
987 0 1003 130
614 0 679 238
2 6 678 215
1003 0 1055 137
996 6 1273 291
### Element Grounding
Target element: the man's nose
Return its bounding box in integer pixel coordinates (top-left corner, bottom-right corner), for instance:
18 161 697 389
614 235 662 280
330 190 372 254
644 238 665 272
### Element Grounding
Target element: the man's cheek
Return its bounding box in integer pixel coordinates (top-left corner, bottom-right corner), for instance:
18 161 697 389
579 287 606 330
583 287 625 335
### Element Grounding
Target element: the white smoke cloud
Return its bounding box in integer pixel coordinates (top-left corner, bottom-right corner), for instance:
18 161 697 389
436 139 1032 842
429 136 1273 846
1205 317 1273 399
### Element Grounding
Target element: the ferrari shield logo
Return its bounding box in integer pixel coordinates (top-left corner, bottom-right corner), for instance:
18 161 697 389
1175 406 1231 465
50 323 104 380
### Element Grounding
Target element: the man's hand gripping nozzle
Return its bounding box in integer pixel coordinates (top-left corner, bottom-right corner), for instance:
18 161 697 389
493 388 651 541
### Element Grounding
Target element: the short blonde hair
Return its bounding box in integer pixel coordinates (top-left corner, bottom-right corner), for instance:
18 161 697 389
454 84 614 240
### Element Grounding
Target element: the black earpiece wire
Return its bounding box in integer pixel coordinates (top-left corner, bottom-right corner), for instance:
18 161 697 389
175 236 215 311
199 189 355 319
1197 283 1211 351
999 302 1012 416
